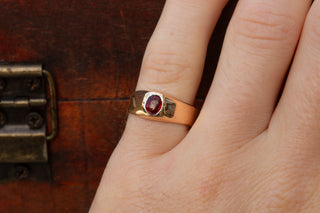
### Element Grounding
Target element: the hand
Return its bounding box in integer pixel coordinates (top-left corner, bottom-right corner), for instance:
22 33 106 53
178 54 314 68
90 0 320 212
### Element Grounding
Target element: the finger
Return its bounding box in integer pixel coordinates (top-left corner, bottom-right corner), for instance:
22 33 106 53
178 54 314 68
119 0 228 155
192 0 311 148
270 1 320 151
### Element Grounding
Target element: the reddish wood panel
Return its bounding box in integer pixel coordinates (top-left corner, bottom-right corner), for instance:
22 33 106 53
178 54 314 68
0 0 165 100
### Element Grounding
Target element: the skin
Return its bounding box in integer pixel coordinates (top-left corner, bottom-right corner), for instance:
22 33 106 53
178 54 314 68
90 0 320 212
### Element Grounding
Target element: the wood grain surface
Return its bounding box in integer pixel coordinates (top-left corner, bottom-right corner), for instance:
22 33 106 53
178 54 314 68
0 0 237 212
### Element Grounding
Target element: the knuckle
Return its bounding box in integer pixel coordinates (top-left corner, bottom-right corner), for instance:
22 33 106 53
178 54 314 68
258 170 299 211
229 3 300 49
142 51 192 85
258 157 320 211
110 163 160 209
193 155 232 202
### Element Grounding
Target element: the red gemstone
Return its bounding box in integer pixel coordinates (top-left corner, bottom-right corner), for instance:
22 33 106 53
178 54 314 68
146 95 162 115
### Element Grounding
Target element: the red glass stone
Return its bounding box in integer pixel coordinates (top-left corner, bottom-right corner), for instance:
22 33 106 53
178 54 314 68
146 95 162 115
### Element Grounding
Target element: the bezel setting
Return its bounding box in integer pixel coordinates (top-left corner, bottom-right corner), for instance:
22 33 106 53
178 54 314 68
142 92 164 116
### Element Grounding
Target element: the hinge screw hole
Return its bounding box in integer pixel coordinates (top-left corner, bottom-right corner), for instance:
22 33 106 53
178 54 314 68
26 112 44 129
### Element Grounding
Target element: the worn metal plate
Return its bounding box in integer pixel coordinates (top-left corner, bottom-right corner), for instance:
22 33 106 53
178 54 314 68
0 135 47 163
0 65 51 181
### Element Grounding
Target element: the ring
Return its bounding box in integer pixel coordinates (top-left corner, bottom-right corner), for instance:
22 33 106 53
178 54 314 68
128 90 197 126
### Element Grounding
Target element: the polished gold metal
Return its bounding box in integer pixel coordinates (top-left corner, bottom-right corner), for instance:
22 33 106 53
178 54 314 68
129 90 196 126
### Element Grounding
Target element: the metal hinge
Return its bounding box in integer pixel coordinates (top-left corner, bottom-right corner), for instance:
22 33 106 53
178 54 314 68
0 65 58 182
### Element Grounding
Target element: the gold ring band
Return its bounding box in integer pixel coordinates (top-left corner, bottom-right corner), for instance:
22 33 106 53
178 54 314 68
128 90 196 126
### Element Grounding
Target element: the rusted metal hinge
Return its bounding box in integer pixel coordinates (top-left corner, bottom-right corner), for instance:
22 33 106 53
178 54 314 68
0 65 58 182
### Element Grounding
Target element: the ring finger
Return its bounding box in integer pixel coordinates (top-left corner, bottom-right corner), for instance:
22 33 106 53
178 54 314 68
120 0 228 155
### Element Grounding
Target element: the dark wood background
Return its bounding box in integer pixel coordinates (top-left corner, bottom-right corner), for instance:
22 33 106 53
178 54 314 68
0 0 236 212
